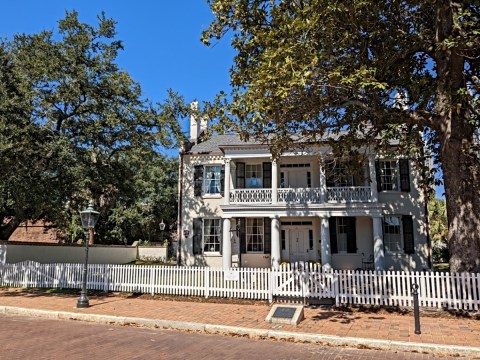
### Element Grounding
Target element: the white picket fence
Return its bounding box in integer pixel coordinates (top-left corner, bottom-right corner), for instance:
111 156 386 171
0 260 479 311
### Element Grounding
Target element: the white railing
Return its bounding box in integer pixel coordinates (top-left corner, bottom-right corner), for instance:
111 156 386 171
1 261 479 311
229 187 372 204
327 186 372 202
230 188 272 203
277 188 322 204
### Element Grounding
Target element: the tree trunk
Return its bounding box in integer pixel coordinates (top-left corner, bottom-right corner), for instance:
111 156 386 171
435 2 480 272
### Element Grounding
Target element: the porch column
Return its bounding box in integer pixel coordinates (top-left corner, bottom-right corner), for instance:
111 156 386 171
320 216 332 271
372 216 385 271
271 159 278 204
222 218 232 269
368 154 378 203
224 158 231 205
271 216 281 269
319 159 327 203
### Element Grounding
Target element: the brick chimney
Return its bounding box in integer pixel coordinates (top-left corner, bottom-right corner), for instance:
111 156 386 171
189 101 208 144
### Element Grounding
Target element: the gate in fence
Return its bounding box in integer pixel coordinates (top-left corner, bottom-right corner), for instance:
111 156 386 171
272 262 335 300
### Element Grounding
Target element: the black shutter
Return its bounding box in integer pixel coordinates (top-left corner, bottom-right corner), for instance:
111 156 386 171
236 162 245 189
346 217 357 253
402 215 415 254
326 161 335 187
193 218 203 255
263 218 271 254
263 162 272 188
375 160 382 192
399 159 411 192
238 217 246 254
329 217 338 254
220 165 225 196
194 165 204 196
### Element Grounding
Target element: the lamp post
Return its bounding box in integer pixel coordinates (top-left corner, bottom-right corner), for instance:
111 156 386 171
77 200 100 308
159 219 166 243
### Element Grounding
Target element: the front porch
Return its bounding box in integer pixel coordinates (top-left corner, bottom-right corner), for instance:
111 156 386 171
219 215 388 271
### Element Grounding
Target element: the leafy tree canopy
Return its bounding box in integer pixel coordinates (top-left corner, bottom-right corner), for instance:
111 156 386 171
0 11 188 243
202 0 480 272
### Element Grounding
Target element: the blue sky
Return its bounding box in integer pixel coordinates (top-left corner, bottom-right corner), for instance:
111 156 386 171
0 1 234 141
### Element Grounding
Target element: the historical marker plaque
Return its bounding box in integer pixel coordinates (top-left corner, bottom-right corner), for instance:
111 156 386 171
272 306 296 319
265 304 304 325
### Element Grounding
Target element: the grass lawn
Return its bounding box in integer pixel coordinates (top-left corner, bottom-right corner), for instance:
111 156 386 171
433 263 449 272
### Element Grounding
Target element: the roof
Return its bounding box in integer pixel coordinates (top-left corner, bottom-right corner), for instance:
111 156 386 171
188 134 265 154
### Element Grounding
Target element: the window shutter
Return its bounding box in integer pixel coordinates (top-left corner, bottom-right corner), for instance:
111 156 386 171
375 160 382 192
194 165 204 197
329 217 338 254
399 159 411 192
326 161 335 187
220 165 225 196
238 217 246 254
236 162 245 189
346 217 357 253
263 162 272 188
193 218 203 255
263 218 271 254
402 215 415 254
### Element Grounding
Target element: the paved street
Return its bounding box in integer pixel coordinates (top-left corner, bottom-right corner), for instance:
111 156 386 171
1 314 466 360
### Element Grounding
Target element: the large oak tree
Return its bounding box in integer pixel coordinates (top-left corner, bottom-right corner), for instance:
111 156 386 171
202 0 480 272
0 12 187 243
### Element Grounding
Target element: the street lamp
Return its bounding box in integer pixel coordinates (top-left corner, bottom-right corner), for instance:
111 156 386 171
159 219 166 243
77 200 100 308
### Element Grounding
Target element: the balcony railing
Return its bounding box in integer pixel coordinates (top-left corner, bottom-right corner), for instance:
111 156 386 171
326 186 372 203
229 187 372 204
230 188 272 203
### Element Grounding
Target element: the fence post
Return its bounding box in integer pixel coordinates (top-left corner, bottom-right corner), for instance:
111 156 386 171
334 270 340 307
22 261 29 288
150 266 155 296
268 268 274 303
103 265 109 293
205 267 210 298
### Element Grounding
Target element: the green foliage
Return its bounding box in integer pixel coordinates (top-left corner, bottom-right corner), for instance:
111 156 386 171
428 197 449 263
0 11 188 243
203 0 480 272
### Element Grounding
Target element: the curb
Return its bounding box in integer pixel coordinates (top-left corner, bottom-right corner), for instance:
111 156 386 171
1 306 479 358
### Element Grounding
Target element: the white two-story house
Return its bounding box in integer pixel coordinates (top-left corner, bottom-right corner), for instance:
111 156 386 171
178 115 431 271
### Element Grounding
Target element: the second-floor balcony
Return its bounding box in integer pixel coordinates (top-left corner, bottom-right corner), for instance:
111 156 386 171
229 186 373 205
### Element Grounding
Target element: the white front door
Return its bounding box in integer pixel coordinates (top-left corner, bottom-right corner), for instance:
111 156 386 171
285 170 308 188
289 229 308 262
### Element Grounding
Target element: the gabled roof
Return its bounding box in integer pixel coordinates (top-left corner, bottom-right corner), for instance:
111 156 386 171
188 134 265 154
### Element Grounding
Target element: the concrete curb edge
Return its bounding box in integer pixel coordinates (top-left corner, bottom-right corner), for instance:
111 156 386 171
1 306 479 357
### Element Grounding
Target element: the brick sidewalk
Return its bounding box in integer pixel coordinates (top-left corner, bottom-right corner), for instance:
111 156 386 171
1 288 479 350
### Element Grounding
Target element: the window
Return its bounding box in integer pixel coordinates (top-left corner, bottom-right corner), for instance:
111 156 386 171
203 219 221 253
246 218 264 252
378 160 398 191
194 165 224 196
326 161 358 187
329 217 357 253
376 159 410 192
246 164 262 188
383 216 402 252
382 215 415 254
204 165 222 194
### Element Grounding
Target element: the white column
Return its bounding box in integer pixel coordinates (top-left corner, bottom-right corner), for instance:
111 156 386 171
319 159 327 203
271 159 278 204
224 158 231 205
270 216 281 269
222 218 232 269
372 216 385 271
368 154 378 203
320 216 332 271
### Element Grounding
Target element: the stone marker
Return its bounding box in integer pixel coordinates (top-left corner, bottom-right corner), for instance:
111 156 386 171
265 304 304 326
